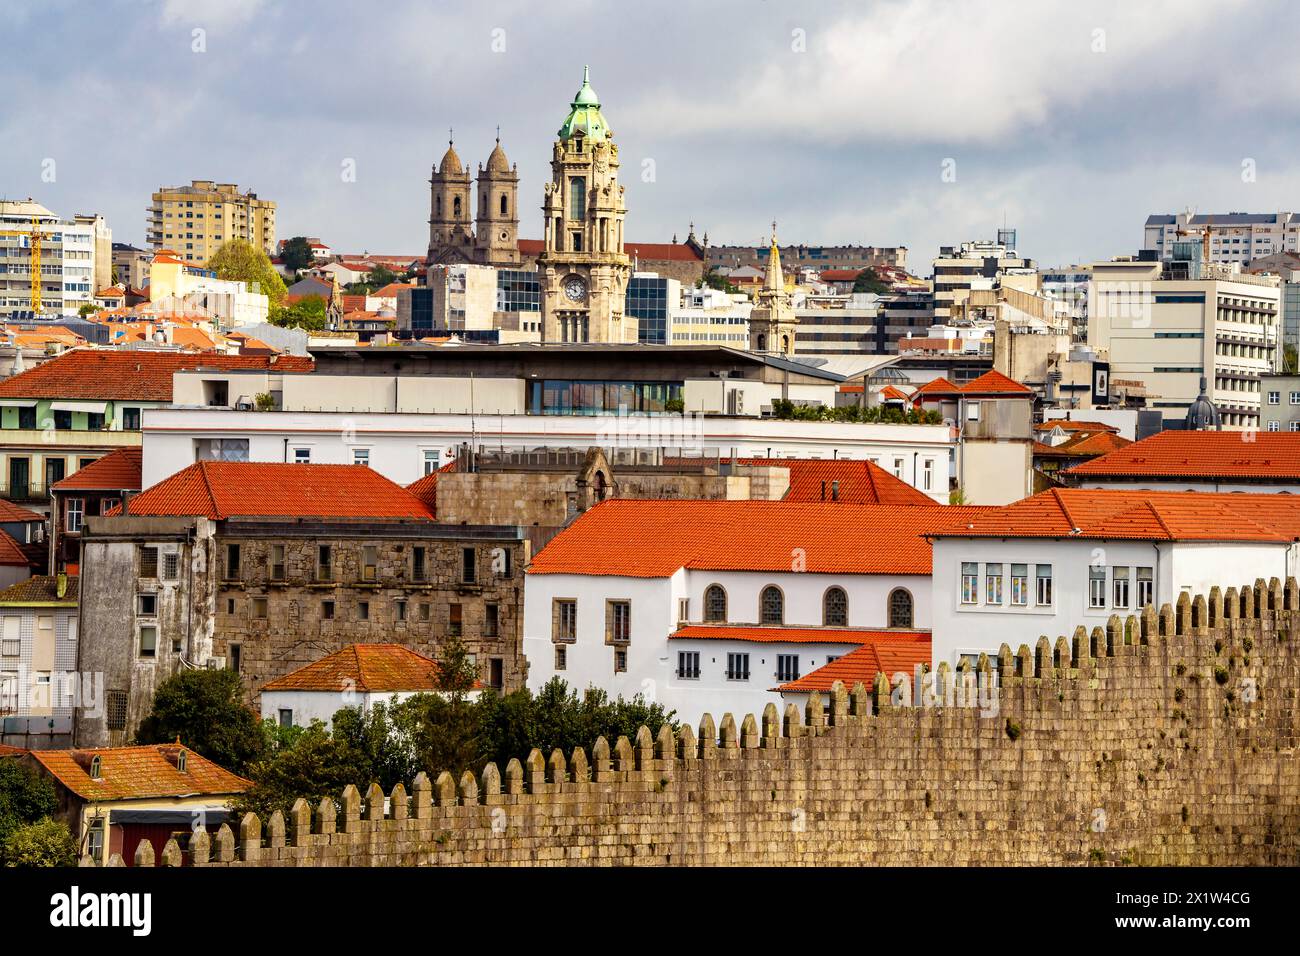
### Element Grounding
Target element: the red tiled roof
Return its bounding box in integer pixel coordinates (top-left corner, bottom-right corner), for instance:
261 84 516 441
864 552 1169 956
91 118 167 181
738 458 936 506
929 487 1300 543
261 643 464 693
959 369 1034 395
910 376 959 400
1056 431 1131 457
880 384 911 401
406 471 439 514
110 462 437 521
671 625 923 646
776 634 932 693
0 529 33 567
1065 431 1300 480
0 574 78 604
0 744 28 757
529 500 985 577
0 498 44 523
27 744 250 802
52 447 143 493
0 349 312 402
371 282 415 298
816 269 867 281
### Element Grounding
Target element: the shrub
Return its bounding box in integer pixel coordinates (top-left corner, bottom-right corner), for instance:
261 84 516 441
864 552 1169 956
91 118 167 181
2 817 77 867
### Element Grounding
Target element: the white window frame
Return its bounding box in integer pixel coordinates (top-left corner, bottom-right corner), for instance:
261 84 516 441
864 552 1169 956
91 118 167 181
1010 564 1028 606
1113 566 1130 609
1035 565 1053 606
960 562 979 604
985 563 1003 605
1088 566 1106 609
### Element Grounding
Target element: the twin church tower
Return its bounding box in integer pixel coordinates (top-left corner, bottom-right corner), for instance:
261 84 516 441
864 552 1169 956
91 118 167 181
427 67 633 343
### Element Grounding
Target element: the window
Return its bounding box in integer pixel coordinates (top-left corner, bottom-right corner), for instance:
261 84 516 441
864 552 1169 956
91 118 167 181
357 601 370 621
89 755 102 779
760 586 783 625
449 603 463 636
420 603 431 622
1136 567 1154 608
1113 566 1130 609
423 450 439 475
396 600 407 622
352 447 370 467
495 547 513 578
269 544 285 581
278 709 293 728
554 599 576 641
139 546 159 578
1088 565 1106 609
1291 391 1300 405
607 600 631 643
66 498 85 533
1291 422 1300 433
252 597 268 619
889 588 914 628
823 587 847 626
412 546 427 581
568 176 586 220
1268 421 1281 432
317 545 332 581
53 410 71 430
677 651 700 679
985 564 1003 605
161 551 179 581
726 652 750 681
893 458 904 478
461 547 476 584
704 584 727 622
485 603 499 637
776 654 800 682
139 626 157 658
677 597 689 623
1 617 18 657
225 544 241 580
1268 391 1281 405
922 459 933 491
1036 565 1053 606
960 562 979 604
322 600 335 620
293 447 311 464
138 593 157 616
965 401 981 422
106 690 128 731
613 648 627 673
555 645 567 671
362 546 378 581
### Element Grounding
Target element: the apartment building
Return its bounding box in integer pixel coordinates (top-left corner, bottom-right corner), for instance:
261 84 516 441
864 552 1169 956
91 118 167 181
931 240 1037 321
0 575 78 721
1259 374 1300 432
1143 211 1300 265
1087 258 1281 428
0 200 109 320
146 181 276 264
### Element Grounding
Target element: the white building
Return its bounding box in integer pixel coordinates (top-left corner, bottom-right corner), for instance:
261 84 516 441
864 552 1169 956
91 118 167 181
668 286 750 346
259 643 482 730
929 487 1300 666
0 200 108 319
523 498 975 724
1144 212 1300 265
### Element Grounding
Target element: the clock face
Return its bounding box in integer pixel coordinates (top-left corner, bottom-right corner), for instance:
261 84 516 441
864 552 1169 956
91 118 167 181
563 276 587 302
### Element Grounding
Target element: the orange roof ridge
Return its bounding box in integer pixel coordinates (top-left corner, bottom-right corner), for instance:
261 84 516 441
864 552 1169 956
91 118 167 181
1050 487 1080 533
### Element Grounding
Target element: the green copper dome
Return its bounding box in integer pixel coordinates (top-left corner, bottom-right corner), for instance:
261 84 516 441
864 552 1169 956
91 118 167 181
557 65 611 142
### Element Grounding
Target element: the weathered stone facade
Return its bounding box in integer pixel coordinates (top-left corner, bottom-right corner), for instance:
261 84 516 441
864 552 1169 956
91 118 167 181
75 516 528 747
128 579 1300 867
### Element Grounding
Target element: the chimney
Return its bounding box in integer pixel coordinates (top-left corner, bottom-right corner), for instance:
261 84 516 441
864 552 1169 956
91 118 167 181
831 480 840 501
120 489 132 516
820 480 827 501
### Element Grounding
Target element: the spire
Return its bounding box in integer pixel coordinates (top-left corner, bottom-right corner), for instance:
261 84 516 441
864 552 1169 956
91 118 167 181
763 221 784 294
438 128 463 175
558 66 611 141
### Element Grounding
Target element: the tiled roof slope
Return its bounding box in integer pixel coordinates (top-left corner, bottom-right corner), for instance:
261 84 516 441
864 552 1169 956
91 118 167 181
739 458 936 506
0 530 33 567
775 633 932 692
929 487 1300 543
0 499 44 523
0 574 78 604
959 369 1034 395
28 744 250 801
529 500 985 577
261 643 456 693
671 625 925 645
0 349 313 402
1065 431 1300 480
112 462 437 521
51 447 143 492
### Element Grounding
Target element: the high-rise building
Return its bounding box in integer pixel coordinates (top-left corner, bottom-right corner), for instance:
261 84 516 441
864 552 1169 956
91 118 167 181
147 180 276 264
0 199 107 319
537 67 631 343
1143 212 1300 265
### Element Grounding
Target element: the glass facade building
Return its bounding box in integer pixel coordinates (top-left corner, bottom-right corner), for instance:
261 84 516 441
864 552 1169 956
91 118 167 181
526 379 683 415
626 275 669 345
497 269 541 313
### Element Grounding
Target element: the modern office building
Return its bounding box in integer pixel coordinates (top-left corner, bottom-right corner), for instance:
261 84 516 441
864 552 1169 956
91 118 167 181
1143 211 1300 265
931 240 1037 321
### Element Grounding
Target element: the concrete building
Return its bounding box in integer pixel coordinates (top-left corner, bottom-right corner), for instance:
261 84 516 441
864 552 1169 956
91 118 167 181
1039 265 1092 343
929 487 1300 666
74 461 528 747
147 180 276 264
931 240 1037 322
1260 373 1300 432
146 251 269 326
1244 250 1300 364
0 200 107 320
1087 257 1281 428
667 285 750 347
1143 211 1300 265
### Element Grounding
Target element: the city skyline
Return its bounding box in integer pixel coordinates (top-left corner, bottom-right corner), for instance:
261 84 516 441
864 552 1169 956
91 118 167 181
4 0 1300 266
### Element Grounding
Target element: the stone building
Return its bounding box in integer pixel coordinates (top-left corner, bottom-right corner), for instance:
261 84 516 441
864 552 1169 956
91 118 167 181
73 462 528 747
427 133 520 269
747 227 799 355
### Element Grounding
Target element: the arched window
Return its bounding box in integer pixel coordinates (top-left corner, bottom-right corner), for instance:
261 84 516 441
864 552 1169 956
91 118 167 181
177 749 187 772
760 585 783 625
823 587 848 626
481 192 487 213
500 193 509 216
888 588 914 628
89 755 101 779
704 584 727 622
757 334 767 351
781 334 790 353
453 196 462 217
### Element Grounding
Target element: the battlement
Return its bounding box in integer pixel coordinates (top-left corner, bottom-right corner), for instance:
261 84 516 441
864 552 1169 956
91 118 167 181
101 577 1300 867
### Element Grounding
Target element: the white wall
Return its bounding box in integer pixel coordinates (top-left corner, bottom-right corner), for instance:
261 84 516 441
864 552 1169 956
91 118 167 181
260 688 483 729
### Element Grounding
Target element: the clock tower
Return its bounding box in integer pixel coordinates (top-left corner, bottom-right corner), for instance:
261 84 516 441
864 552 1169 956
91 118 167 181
538 67 632 343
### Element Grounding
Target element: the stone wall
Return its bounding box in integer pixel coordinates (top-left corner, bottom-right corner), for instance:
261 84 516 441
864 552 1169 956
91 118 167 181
119 579 1300 867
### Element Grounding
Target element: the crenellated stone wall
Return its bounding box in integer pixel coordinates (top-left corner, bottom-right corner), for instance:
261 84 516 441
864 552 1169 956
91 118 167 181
104 578 1300 867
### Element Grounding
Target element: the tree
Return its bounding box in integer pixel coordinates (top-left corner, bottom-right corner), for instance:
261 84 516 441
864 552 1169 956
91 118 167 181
78 302 101 317
702 266 739 294
230 720 374 820
0 759 57 847
851 268 889 295
365 265 399 290
268 294 328 331
434 635 480 695
2 817 77 867
1285 344 1298 374
279 236 315 274
207 239 287 308
135 669 266 774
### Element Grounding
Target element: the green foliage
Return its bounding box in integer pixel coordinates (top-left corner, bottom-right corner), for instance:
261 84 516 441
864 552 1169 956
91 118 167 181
342 265 400 296
948 487 967 505
433 635 480 694
664 398 686 414
207 239 287 307
770 398 942 425
268 294 328 331
77 302 101 317
1285 344 1298 374
230 719 373 821
701 266 739 294
2 817 77 867
135 668 266 774
850 267 889 295
278 236 315 273
1005 718 1022 741
0 759 57 847
253 392 276 411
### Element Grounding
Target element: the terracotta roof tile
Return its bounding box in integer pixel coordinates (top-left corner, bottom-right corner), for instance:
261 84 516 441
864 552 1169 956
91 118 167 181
261 643 455 693
28 744 250 802
910 376 959 399
0 574 78 604
0 349 312 402
1065 431 1300 480
776 633 932 692
672 625 925 645
738 458 936 506
1034 420 1120 433
52 447 143 492
529 500 986 577
0 529 33 567
0 498 44 523
959 369 1034 395
405 471 438 514
111 461 436 521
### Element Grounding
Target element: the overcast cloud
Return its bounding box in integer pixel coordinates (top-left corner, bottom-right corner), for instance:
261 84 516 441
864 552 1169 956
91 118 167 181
4 0 1299 268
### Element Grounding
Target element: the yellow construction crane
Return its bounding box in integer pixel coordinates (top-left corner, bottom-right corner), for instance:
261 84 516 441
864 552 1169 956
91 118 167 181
0 215 48 312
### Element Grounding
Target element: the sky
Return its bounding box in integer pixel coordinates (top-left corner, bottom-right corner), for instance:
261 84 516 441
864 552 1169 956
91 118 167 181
5 0 1300 270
